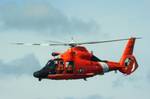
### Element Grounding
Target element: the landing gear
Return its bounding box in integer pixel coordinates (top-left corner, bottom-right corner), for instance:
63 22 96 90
83 78 87 81
38 78 42 81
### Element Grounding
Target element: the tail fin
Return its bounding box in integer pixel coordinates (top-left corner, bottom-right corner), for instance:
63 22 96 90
119 37 139 75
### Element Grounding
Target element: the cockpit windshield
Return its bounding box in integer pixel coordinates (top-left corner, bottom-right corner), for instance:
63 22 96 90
46 60 55 69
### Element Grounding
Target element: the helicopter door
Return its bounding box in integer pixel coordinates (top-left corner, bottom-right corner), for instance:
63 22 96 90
56 60 64 74
66 61 74 73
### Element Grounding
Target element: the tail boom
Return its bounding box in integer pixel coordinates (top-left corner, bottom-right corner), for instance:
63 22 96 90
119 37 139 75
102 37 139 75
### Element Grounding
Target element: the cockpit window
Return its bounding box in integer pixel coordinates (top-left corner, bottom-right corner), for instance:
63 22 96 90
43 58 64 74
46 60 55 67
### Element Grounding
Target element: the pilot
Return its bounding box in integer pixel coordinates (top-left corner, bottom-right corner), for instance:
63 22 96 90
56 61 64 74
47 60 56 74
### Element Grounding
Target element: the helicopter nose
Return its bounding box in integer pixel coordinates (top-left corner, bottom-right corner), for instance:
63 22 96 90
33 71 40 78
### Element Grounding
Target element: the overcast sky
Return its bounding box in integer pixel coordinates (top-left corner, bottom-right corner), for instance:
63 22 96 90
0 0 150 99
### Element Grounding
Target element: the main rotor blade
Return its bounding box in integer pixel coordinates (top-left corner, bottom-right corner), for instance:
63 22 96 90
12 40 67 46
43 37 141 46
12 42 70 46
47 40 65 44
12 37 141 47
12 42 50 46
75 37 141 45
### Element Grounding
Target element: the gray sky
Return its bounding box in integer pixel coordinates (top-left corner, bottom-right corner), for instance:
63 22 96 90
0 0 149 99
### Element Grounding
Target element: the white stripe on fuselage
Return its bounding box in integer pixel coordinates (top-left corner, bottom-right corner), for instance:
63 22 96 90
99 62 109 73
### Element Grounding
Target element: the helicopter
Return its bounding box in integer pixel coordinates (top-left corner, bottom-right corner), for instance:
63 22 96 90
14 37 140 81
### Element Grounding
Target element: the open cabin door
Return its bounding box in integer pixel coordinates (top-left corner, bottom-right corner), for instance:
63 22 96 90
66 61 74 73
56 59 64 74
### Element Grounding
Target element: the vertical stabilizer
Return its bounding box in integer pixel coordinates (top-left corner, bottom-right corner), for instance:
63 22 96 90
119 37 139 75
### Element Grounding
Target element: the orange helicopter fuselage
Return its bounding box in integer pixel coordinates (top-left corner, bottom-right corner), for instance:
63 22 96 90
47 46 119 80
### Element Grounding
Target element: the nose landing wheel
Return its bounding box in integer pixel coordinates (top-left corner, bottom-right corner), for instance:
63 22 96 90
39 78 42 81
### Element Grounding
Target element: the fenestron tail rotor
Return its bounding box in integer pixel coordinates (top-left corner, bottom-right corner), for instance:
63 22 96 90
12 37 141 47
